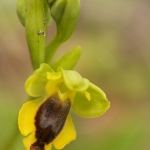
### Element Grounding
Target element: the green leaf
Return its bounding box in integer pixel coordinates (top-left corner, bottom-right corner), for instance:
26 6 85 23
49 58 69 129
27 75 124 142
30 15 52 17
25 63 53 97
51 46 82 71
25 0 47 69
45 0 80 63
72 83 110 118
60 68 89 92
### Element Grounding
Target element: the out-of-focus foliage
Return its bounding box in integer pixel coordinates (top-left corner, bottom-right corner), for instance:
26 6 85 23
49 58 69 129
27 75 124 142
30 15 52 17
0 0 150 150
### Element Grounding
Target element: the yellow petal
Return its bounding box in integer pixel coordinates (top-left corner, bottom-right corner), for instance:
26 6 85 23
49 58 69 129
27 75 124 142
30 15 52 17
23 132 36 150
18 98 44 136
23 131 52 150
53 114 76 149
45 143 52 150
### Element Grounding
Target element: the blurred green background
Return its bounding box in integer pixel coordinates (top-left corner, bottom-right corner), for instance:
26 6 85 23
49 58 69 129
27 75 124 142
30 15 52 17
0 0 150 150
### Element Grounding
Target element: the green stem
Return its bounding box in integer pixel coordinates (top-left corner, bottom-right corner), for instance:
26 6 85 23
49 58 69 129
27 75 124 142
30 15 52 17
45 36 62 63
25 0 46 70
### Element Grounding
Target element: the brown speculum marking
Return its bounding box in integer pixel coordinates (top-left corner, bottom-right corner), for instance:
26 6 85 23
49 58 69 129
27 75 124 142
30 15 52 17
30 95 71 150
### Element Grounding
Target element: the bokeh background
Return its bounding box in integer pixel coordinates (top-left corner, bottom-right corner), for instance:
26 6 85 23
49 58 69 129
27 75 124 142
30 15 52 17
0 0 150 150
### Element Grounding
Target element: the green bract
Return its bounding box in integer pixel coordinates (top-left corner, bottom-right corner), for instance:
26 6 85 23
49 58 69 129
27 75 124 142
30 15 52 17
51 46 82 71
25 63 110 118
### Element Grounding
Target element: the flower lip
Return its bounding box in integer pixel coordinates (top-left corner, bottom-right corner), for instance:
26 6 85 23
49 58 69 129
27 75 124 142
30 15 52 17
31 95 71 150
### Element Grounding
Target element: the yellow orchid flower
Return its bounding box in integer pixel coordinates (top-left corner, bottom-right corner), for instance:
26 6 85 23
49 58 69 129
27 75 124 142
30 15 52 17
18 63 110 150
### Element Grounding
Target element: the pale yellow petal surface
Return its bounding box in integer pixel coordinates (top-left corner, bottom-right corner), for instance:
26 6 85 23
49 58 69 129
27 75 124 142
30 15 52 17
23 132 36 150
18 98 44 136
53 114 76 149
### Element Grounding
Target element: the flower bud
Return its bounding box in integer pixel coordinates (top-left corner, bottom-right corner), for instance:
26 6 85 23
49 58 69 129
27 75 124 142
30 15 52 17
17 0 51 27
16 0 29 26
46 0 80 62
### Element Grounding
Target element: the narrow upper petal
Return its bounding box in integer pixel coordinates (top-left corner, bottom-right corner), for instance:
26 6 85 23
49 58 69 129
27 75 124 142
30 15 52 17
53 114 76 149
18 98 44 136
72 83 110 118
25 63 54 97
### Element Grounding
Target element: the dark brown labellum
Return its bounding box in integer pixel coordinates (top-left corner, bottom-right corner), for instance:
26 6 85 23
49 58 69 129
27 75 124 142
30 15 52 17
30 95 71 150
